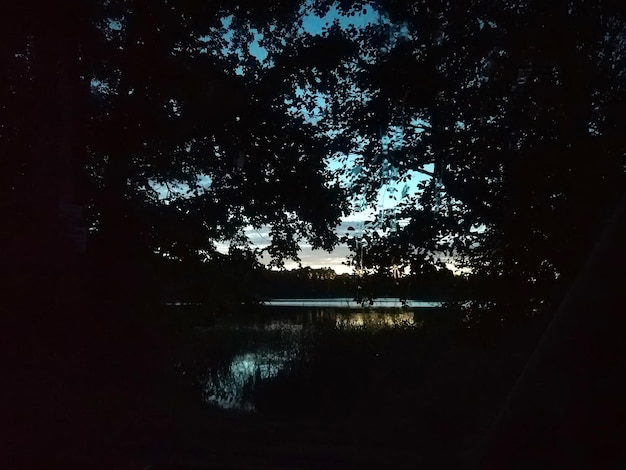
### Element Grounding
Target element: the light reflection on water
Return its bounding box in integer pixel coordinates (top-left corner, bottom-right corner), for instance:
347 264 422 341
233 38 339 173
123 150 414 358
334 312 415 328
201 308 420 411
204 348 299 411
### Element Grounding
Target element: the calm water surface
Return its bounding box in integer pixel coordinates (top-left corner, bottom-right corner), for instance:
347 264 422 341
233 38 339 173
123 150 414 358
265 298 443 308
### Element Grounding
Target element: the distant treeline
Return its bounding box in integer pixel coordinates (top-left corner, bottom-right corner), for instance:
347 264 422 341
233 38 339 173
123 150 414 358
259 266 471 301
157 261 471 305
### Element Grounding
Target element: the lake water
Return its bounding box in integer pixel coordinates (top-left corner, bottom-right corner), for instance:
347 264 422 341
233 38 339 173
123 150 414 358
178 300 448 414
265 298 443 308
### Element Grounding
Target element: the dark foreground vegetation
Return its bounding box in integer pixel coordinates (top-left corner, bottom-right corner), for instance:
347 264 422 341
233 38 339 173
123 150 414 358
7 299 544 468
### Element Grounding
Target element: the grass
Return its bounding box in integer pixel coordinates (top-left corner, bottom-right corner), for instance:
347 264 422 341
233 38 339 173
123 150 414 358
171 307 462 418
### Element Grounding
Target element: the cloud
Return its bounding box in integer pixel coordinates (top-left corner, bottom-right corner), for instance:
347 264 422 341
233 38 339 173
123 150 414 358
281 245 354 274
218 214 403 274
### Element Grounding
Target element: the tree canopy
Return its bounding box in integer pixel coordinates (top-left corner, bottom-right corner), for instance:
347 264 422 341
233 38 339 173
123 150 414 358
322 0 626 320
85 0 359 269
3 0 625 318
2 0 357 305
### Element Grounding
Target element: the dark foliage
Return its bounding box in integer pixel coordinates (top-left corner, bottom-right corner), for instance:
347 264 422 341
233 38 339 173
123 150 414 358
329 0 626 322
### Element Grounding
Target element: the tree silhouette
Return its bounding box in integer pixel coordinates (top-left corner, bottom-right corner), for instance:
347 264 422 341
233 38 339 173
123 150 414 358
326 0 626 321
3 1 366 308
3 0 624 318
85 1 355 301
